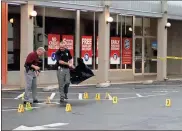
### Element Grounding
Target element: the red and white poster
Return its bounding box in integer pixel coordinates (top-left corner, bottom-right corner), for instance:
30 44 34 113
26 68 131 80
96 36 98 64
62 35 74 59
122 38 132 64
81 36 92 65
48 34 60 65
110 37 120 64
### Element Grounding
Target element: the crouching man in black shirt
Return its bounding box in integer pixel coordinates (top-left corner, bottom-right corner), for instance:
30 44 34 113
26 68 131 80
55 41 74 103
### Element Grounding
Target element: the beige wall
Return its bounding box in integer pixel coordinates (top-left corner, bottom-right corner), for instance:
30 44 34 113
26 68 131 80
167 19 182 75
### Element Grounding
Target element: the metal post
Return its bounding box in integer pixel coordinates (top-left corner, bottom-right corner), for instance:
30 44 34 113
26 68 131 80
120 15 123 68
124 16 127 69
131 15 136 86
75 10 80 66
116 14 119 35
116 14 119 69
42 7 45 70
93 12 96 70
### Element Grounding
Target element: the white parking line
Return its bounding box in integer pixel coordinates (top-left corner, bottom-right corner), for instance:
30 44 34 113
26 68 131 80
119 93 168 100
152 90 179 93
2 98 111 101
49 93 56 100
2 107 41 112
2 93 168 101
108 94 113 100
136 93 143 97
2 93 169 112
36 102 60 105
14 92 24 100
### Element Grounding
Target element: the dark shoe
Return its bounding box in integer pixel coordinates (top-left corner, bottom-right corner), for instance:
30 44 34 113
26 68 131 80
65 94 68 99
60 98 65 103
23 101 32 105
33 99 39 103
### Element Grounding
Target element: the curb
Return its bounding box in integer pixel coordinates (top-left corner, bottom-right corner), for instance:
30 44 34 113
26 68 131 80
1 81 152 91
2 78 182 91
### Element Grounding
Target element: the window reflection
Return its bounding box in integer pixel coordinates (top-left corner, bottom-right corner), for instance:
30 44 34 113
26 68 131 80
34 7 75 70
135 17 143 36
8 5 20 71
122 16 133 69
34 7 99 70
110 14 121 69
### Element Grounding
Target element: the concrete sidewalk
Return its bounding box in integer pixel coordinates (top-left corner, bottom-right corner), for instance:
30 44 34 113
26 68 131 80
2 78 155 91
2 77 182 91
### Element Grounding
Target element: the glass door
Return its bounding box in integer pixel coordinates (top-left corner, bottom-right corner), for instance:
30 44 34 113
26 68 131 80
144 37 157 74
134 37 144 75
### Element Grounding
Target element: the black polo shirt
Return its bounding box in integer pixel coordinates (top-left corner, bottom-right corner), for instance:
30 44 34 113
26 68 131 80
55 48 72 68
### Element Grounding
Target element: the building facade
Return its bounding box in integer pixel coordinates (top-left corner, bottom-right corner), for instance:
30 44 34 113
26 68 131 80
2 1 182 87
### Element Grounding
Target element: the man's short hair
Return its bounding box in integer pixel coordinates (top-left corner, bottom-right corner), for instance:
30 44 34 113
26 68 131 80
37 47 45 52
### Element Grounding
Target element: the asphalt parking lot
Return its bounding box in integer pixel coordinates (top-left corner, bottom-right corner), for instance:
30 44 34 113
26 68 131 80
2 84 182 130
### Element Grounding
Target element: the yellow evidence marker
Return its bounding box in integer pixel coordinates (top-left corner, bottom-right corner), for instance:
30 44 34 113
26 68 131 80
46 96 51 104
95 93 101 100
105 92 109 99
112 96 118 104
25 102 32 111
65 103 72 112
83 92 89 99
17 104 24 113
165 99 171 107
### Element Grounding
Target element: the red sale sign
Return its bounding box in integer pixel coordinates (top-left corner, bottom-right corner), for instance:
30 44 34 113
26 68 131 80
122 38 132 64
62 35 74 57
81 36 92 65
48 34 60 65
110 37 120 64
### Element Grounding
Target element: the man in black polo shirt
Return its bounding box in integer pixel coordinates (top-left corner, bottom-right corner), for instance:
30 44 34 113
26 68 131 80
55 41 74 103
24 47 45 105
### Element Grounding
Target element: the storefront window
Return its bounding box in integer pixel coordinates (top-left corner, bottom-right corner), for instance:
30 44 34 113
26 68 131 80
80 11 97 70
144 37 157 73
143 18 157 73
34 6 99 71
110 14 121 69
134 17 157 74
144 17 157 37
94 13 99 70
121 16 133 69
34 6 75 70
108 15 133 70
8 5 20 71
135 17 143 36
